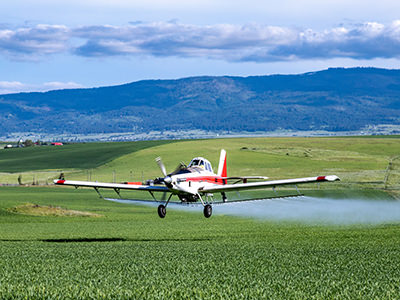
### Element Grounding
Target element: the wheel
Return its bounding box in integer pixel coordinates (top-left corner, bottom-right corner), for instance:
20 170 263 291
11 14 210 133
203 204 212 218
158 204 166 218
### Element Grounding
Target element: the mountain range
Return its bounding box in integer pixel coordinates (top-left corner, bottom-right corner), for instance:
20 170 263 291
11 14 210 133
1 67 400 137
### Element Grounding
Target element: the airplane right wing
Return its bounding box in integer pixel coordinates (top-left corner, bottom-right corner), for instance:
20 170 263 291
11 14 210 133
200 175 340 193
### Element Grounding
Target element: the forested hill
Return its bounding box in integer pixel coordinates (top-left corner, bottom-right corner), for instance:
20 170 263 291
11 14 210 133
1 67 400 135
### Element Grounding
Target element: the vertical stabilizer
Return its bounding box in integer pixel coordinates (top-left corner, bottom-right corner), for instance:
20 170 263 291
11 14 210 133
217 149 227 177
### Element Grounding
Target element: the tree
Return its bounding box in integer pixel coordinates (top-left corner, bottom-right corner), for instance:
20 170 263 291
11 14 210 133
24 139 34 147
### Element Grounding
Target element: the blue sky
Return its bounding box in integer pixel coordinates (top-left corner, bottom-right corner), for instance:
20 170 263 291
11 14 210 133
1 0 400 94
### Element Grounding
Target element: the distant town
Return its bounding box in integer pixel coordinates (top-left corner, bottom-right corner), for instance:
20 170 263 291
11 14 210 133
3 139 63 149
1 124 400 144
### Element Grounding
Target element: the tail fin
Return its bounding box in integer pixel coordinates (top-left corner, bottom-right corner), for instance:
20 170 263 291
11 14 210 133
217 149 227 177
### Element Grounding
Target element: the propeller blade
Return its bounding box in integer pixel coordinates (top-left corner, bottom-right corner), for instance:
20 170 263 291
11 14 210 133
156 157 167 177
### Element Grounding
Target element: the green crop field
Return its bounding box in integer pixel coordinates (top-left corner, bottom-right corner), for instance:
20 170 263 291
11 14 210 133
0 186 400 299
1 136 400 298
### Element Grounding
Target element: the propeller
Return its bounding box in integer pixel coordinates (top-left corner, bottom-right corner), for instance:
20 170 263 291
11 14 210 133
155 157 172 186
156 157 167 177
154 157 193 194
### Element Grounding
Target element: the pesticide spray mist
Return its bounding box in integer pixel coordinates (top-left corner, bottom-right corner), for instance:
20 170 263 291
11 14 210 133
110 196 400 225
211 196 400 225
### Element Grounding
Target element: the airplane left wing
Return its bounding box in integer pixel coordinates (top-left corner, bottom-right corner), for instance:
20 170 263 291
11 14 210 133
200 175 340 193
53 179 170 192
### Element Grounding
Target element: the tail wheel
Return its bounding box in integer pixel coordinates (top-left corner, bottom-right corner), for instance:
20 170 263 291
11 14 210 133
203 204 212 218
158 204 166 218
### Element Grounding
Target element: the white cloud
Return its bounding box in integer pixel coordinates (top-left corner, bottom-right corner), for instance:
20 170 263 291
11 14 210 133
0 81 84 94
0 81 25 89
0 24 69 60
1 21 400 62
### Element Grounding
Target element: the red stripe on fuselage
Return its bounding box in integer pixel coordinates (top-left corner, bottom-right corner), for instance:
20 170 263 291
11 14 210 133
185 176 226 185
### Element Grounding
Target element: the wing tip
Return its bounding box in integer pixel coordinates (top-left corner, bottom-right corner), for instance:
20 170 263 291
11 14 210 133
317 175 340 182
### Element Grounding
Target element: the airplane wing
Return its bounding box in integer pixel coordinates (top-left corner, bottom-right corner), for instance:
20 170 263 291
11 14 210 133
53 179 169 192
200 175 340 193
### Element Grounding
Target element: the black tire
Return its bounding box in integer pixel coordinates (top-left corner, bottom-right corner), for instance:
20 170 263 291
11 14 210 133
158 204 166 218
203 204 212 218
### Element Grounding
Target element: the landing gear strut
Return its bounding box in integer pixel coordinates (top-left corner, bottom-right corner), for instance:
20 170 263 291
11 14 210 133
203 204 212 218
198 193 213 218
156 194 173 218
158 204 166 218
221 192 227 202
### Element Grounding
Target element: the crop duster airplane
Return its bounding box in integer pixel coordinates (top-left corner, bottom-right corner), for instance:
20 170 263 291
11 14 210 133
54 150 340 218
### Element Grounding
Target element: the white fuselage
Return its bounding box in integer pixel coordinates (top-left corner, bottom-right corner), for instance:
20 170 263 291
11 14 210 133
166 166 226 199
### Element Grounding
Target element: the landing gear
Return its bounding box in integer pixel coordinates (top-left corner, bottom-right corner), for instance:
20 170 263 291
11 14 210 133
203 204 212 218
158 204 166 218
156 194 173 218
221 192 227 202
197 193 213 218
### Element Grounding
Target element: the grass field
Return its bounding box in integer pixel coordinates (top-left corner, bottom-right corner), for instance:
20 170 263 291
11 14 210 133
1 137 399 193
0 137 400 298
0 186 399 299
1 136 399 197
0 140 173 184
0 140 173 172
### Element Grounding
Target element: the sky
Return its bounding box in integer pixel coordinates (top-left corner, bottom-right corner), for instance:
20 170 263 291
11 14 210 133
1 0 400 94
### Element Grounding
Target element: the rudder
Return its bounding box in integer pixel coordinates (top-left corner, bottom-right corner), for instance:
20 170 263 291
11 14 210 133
217 149 227 177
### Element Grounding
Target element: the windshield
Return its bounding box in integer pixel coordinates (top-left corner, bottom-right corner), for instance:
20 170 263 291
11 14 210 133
189 159 201 167
189 158 213 172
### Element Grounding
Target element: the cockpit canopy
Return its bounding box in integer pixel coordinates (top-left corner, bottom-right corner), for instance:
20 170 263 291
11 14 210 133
188 157 213 173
